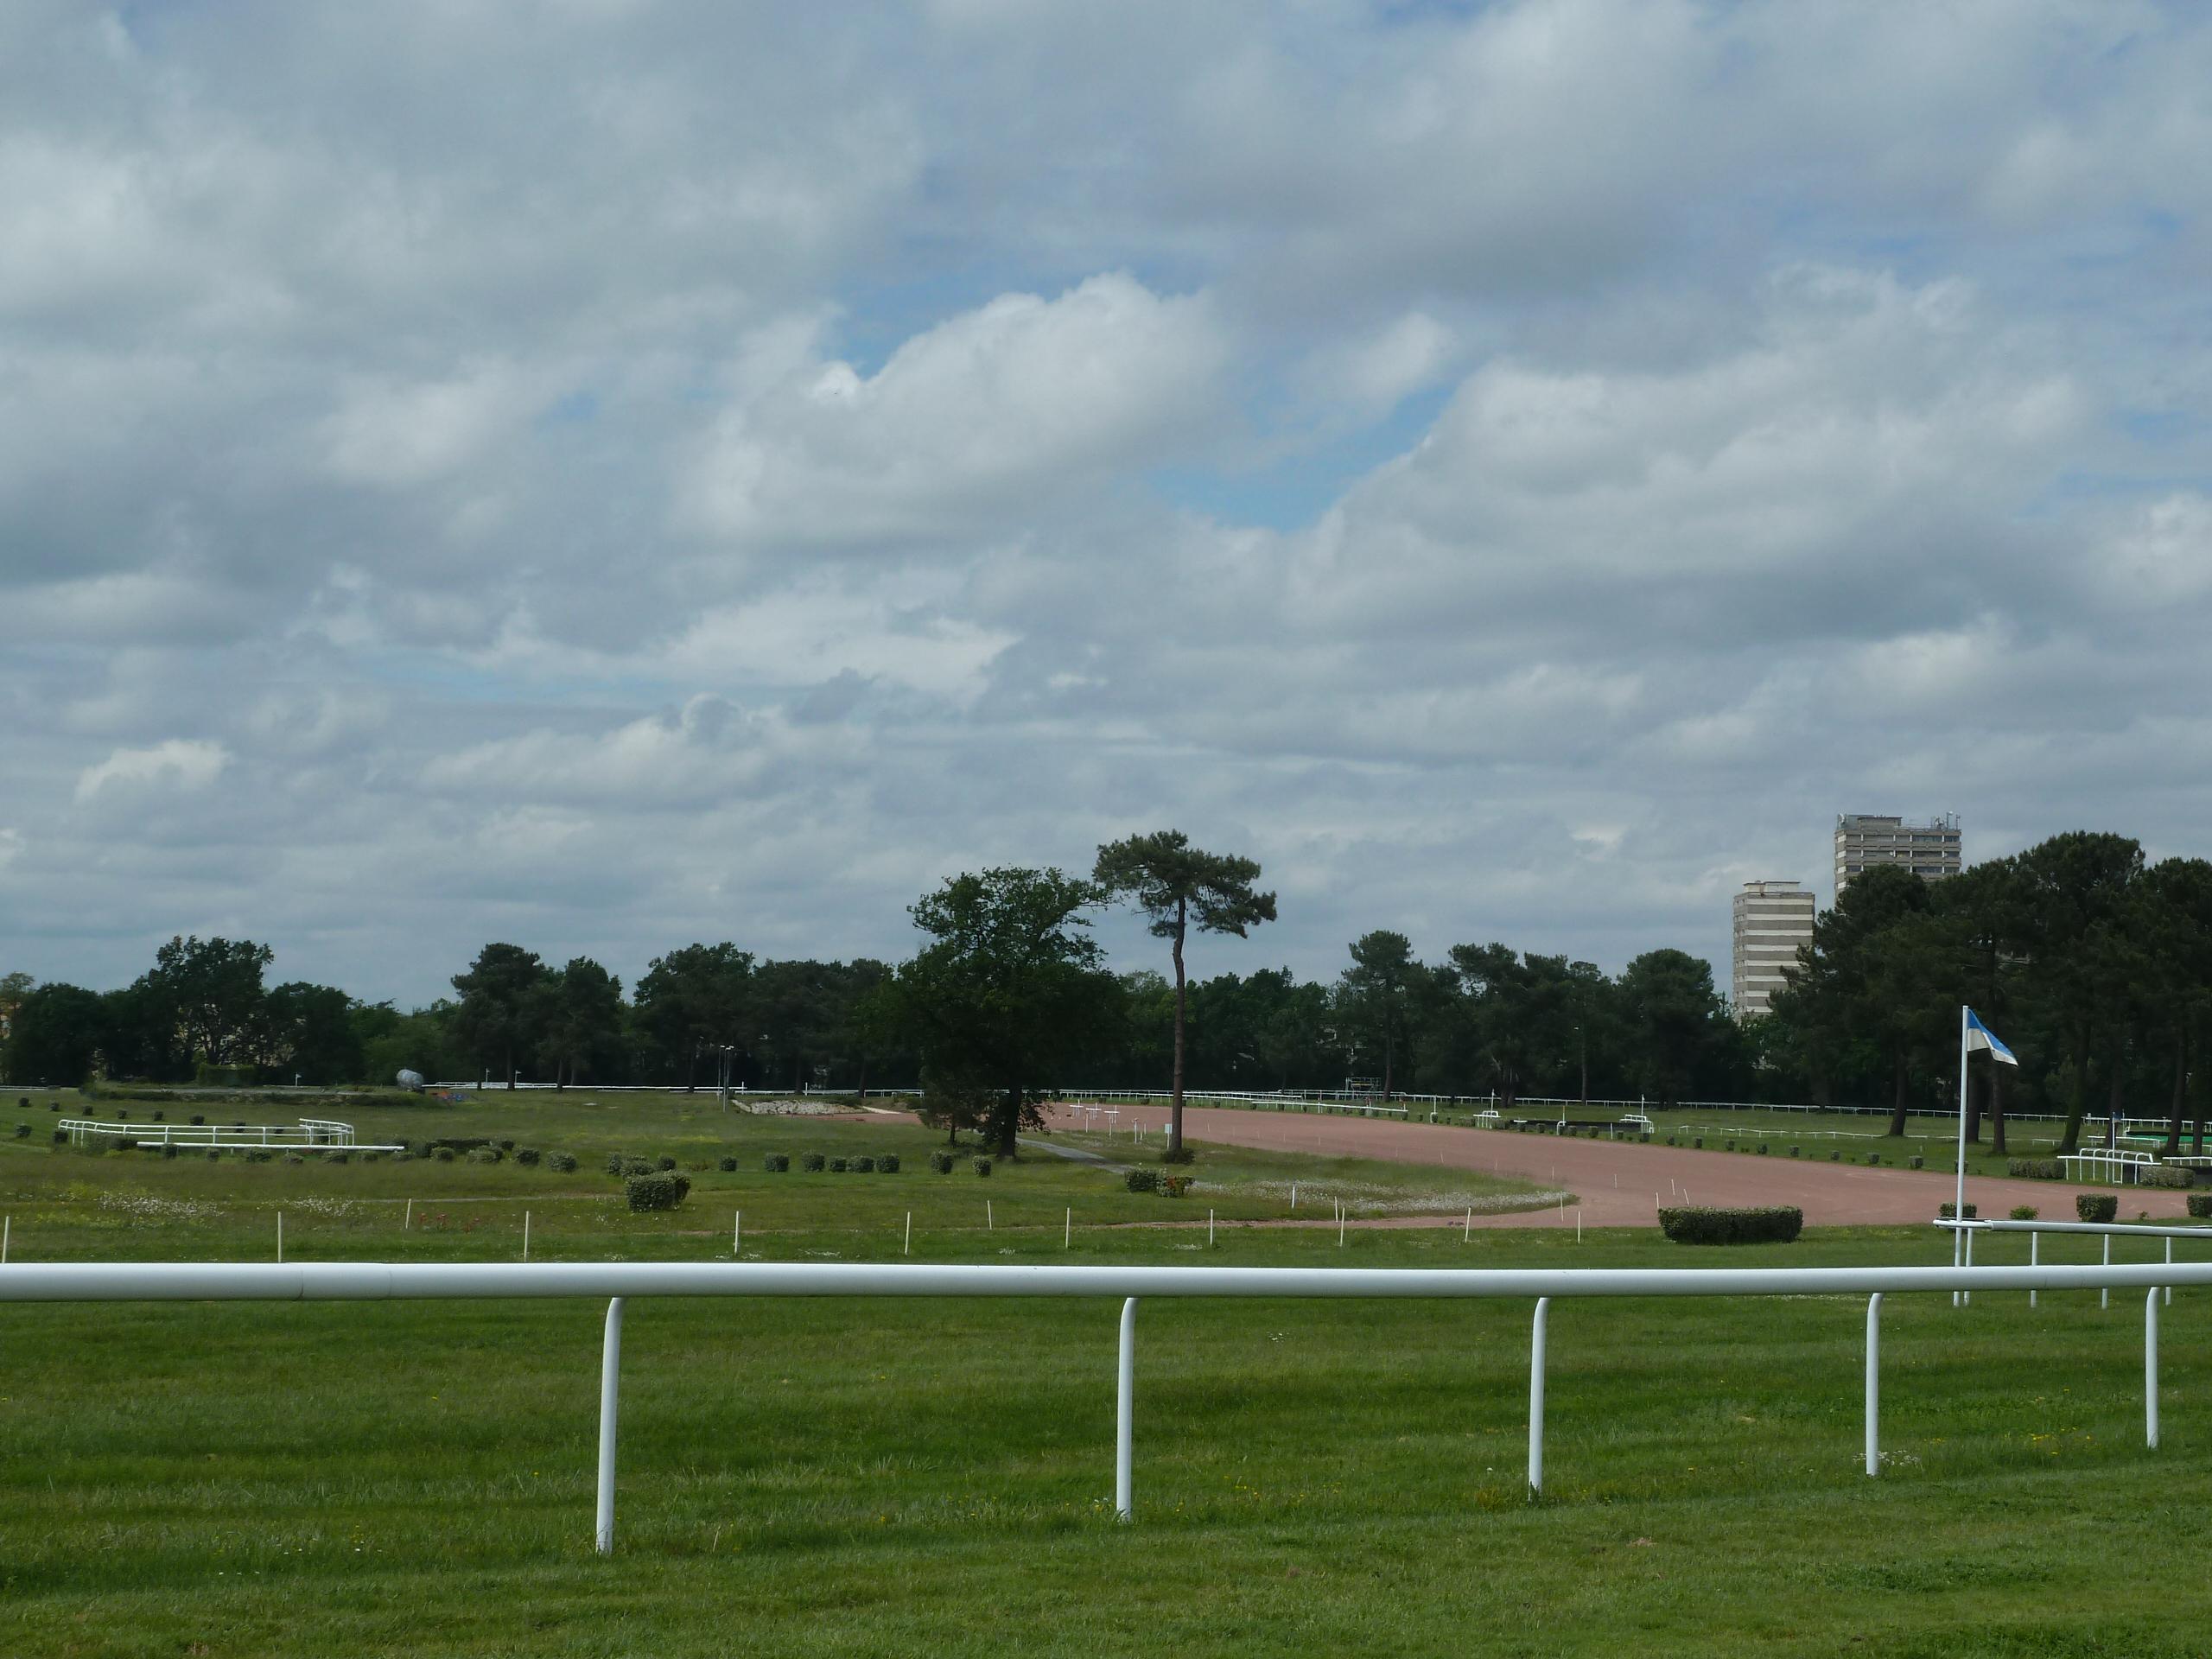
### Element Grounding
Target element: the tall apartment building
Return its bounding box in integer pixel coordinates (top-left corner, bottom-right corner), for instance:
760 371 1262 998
1732 880 1815 1018
1834 813 1961 893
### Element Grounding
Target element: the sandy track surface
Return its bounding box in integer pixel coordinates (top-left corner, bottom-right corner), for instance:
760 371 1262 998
1042 1103 2194 1229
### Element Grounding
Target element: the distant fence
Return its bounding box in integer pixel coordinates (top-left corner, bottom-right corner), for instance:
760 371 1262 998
56 1118 398 1152
0 1257 2200 1553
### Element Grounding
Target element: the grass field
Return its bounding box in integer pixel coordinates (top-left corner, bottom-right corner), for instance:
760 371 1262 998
2 1088 2208 1657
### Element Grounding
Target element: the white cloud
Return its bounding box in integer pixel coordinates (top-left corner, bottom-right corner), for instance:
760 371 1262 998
73 739 231 802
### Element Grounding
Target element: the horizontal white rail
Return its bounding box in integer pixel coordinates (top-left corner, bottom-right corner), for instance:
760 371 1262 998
4 1260 2209 1304
55 1118 385 1151
1942 1217 2212 1243
3 1259 2197 1553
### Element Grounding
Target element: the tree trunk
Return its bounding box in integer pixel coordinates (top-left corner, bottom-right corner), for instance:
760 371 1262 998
2164 1034 2189 1156
683 1045 696 1094
505 1044 516 1090
1988 1065 2008 1158
1962 1065 1981 1145
2107 1068 2126 1149
1169 896 1187 1155
995 1085 1020 1159
1885 1049 1909 1138
2057 1040 2088 1154
555 1058 565 1091
1382 1028 1395 1102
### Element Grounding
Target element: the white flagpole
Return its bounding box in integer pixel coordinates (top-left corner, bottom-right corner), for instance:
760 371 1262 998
1954 1005 1970 1307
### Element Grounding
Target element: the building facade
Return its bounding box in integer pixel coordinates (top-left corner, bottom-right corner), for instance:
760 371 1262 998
1834 812 1961 894
1732 880 1815 1018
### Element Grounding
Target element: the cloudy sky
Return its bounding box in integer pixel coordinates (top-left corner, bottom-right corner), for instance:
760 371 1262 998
4 0 2209 1006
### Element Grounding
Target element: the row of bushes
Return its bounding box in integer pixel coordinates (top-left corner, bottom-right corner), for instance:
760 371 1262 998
1657 1206 1804 1245
1123 1168 1194 1197
626 1172 691 1211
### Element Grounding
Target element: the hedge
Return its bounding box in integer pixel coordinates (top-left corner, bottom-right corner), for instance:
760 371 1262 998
2190 1193 2212 1220
626 1172 692 1212
929 1152 955 1174
2009 1158 2063 1179
2138 1166 2191 1189
1937 1202 1978 1220
765 1154 791 1173
1126 1167 1160 1193
1657 1206 1803 1245
2076 1193 2119 1224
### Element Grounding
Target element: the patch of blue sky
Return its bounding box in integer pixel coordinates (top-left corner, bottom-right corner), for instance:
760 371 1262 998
1147 385 1455 531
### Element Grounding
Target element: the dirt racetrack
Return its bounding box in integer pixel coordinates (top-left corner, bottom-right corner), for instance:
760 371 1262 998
1044 1103 2197 1230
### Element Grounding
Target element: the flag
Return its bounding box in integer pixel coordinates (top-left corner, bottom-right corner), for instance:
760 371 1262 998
1964 1008 2018 1066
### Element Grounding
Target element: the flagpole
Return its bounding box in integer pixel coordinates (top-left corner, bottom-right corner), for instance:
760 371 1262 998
1954 1004 1970 1307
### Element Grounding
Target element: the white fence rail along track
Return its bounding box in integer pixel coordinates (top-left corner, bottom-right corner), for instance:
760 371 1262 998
1 1257 2202 1553
56 1117 400 1152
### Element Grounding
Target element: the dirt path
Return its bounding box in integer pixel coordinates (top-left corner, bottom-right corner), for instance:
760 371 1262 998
1042 1104 2196 1229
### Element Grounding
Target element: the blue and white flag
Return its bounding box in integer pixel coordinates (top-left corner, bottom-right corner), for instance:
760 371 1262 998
1965 1008 2018 1066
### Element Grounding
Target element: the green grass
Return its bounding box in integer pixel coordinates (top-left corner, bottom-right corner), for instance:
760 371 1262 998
1 1090 2209 1656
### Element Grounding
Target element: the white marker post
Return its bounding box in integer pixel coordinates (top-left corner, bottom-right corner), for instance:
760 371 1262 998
1465 1206 1472 1243
905 1212 912 1256
3 1215 9 1263
734 1211 741 1256
404 1198 412 1231
276 1211 283 1264
987 1199 994 1232
524 1211 531 1262
1065 1208 1071 1249
1208 1210 1216 1249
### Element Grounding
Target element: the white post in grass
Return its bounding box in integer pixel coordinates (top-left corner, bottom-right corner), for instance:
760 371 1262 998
1864 1293 1882 1477
1962 1225 1974 1306
2145 1287 2160 1448
2 1216 8 1264
1208 1210 1215 1249
596 1296 624 1554
1528 1298 1549 1498
1464 1207 1471 1243
1115 1297 1138 1521
2103 1235 2112 1310
1953 1004 1969 1307
1065 1208 1071 1249
1338 1205 1346 1249
1576 1210 1582 1245
734 1211 741 1256
523 1211 531 1262
2165 1238 2172 1306
905 1212 912 1256
1290 1182 1296 1209
987 1199 994 1232
2031 1232 2039 1308
276 1211 283 1264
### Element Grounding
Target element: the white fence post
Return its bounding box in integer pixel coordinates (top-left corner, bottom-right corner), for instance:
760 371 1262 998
2029 1232 2037 1308
1864 1293 1881 1477
2102 1236 2111 1310
1528 1297 1549 1498
2164 1239 2172 1307
2145 1287 2160 1450
596 1296 625 1554
1116 1297 1138 1521
1961 1227 1974 1306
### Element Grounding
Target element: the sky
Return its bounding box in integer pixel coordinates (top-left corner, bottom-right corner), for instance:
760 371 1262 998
4 0 2211 1007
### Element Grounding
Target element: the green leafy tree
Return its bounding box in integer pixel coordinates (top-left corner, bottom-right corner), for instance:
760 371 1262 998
1618 948 1729 1105
451 944 554 1088
139 935 275 1072
1093 830 1276 1154
258 982 363 1084
2013 833 2144 1153
633 944 754 1090
1335 931 1431 1099
880 868 1125 1157
541 957 626 1089
3 982 107 1085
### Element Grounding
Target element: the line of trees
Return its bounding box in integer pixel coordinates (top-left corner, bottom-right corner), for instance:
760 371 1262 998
1760 832 2212 1155
8 829 2206 1158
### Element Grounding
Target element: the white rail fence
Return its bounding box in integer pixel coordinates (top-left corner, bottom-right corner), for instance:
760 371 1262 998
56 1118 397 1152
0 1257 2201 1554
2058 1149 2156 1185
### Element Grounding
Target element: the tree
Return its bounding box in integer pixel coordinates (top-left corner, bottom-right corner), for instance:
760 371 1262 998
451 944 553 1088
880 868 1125 1157
2013 833 2144 1153
633 944 753 1090
542 957 626 1088
1618 949 1729 1104
1335 931 1429 1099
1094 830 1276 1155
139 935 274 1073
259 982 363 1084
2 982 107 1085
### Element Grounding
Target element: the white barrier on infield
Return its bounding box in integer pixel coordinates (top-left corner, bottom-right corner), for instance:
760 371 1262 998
0 1256 2202 1553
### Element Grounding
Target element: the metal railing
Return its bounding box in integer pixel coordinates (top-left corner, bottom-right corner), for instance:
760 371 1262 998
55 1118 397 1151
2059 1149 2155 1184
0 1256 2199 1554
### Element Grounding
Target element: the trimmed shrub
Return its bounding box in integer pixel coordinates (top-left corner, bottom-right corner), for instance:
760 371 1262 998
802 1153 827 1173
327 1150 349 1165
162 1143 179 1160
2188 1193 2212 1220
391 1149 412 1163
435 1147 455 1162
879 1154 900 1173
151 1110 165 1122
718 1155 739 1173
50 1101 61 1112
852 1156 876 1173
929 1152 955 1174
625 1171 692 1212
362 1152 383 1164
1756 1143 1769 1156
12 1122 27 1139
2009 1158 2063 1179
1666 1136 1678 1147
2077 1193 2120 1224
2010 1205 2038 1221
656 1155 677 1172
515 1147 542 1166
191 1115 205 1126
1657 1206 1803 1245
497 1139 516 1152
206 1149 221 1161
1693 1138 1703 1150
1829 1149 1841 1161
1866 1153 1881 1166
829 1157 849 1173
973 1158 994 1177
2139 1166 2191 1189
50 1128 66 1145
548 1152 579 1173
1159 1144 1195 1166
1909 1156 1923 1170
1788 1146 1800 1158
1160 1175 1192 1198
764 1153 791 1173
1126 1166 1160 1192
244 1149 274 1163
1724 1140 1736 1152
116 1109 129 1121
1936 1202 1978 1220
466 1147 501 1164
